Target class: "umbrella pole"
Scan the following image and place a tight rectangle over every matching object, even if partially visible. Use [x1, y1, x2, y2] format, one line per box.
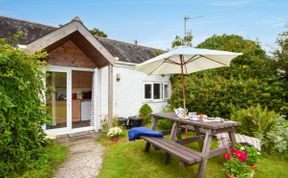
[180, 55, 186, 110]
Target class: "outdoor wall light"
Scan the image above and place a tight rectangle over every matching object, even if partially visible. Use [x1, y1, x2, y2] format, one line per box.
[116, 73, 121, 81]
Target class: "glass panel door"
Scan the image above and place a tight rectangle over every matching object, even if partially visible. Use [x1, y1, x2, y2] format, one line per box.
[46, 71, 67, 129]
[72, 71, 93, 128]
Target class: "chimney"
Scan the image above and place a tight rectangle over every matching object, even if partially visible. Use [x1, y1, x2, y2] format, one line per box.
[134, 40, 138, 45]
[71, 16, 83, 24]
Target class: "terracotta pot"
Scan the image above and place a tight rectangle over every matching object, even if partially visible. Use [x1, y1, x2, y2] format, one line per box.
[247, 164, 256, 178]
[110, 137, 119, 143]
[226, 172, 236, 178]
[247, 164, 257, 170]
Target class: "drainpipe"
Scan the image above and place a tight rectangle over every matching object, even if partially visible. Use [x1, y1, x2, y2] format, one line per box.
[108, 64, 113, 128]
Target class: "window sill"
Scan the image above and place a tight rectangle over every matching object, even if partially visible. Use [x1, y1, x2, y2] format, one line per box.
[143, 99, 168, 103]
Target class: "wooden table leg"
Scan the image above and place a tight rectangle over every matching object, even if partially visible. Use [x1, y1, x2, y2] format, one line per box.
[228, 128, 237, 145]
[145, 116, 159, 152]
[169, 122, 179, 141]
[162, 121, 179, 165]
[151, 115, 159, 130]
[194, 126, 203, 150]
[197, 130, 212, 178]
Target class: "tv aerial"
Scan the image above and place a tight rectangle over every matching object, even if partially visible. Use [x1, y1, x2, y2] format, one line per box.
[184, 16, 204, 36]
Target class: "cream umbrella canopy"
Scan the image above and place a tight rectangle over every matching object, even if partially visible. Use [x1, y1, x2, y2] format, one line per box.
[135, 46, 242, 109]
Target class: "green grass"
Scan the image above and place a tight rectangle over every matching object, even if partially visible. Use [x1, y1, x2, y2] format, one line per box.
[21, 143, 68, 178]
[97, 135, 288, 178]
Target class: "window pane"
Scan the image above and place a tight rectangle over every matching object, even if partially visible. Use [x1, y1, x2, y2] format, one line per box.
[144, 84, 152, 99]
[164, 84, 169, 99]
[153, 84, 161, 99]
[46, 71, 67, 130]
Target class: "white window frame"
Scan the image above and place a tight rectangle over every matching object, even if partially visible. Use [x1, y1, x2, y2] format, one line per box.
[163, 83, 169, 100]
[143, 82, 169, 102]
[143, 82, 153, 100]
[152, 82, 162, 100]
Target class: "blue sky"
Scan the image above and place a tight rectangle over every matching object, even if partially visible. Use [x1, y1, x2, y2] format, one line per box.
[1, 0, 287, 53]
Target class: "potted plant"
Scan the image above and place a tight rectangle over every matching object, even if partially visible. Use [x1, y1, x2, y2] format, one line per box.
[234, 144, 260, 177]
[223, 146, 252, 178]
[107, 127, 123, 143]
[234, 144, 259, 168]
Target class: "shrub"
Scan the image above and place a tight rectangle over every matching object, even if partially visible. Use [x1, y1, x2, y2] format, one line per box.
[100, 118, 109, 135]
[0, 35, 49, 177]
[231, 105, 288, 158]
[262, 116, 288, 158]
[157, 119, 173, 130]
[230, 105, 278, 137]
[139, 104, 153, 125]
[170, 33, 288, 119]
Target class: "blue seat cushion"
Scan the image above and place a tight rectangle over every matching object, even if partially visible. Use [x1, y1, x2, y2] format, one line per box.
[128, 127, 163, 141]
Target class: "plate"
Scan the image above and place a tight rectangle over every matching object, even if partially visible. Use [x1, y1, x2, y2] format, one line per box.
[203, 117, 223, 122]
[178, 115, 190, 119]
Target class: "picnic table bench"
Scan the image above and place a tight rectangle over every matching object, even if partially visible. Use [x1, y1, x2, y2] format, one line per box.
[141, 112, 239, 178]
[141, 136, 203, 166]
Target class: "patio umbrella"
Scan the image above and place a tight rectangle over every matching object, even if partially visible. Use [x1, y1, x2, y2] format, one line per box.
[135, 46, 242, 110]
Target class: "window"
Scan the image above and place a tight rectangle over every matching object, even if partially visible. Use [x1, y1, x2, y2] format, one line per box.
[153, 83, 161, 99]
[163, 83, 169, 99]
[144, 82, 169, 101]
[144, 83, 152, 99]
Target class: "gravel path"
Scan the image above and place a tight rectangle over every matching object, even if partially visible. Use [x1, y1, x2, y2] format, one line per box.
[54, 136, 104, 178]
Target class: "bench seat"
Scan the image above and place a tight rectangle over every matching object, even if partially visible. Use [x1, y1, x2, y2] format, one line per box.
[141, 136, 203, 165]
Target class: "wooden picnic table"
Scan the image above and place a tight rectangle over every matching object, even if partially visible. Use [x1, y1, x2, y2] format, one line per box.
[143, 112, 239, 178]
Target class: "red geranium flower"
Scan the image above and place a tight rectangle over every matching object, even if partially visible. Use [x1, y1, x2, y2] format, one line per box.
[224, 153, 231, 160]
[230, 148, 247, 162]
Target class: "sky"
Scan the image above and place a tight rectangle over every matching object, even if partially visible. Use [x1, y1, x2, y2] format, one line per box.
[1, 0, 287, 53]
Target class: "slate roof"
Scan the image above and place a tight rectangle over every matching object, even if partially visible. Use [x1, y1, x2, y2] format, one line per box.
[0, 16, 162, 64]
[0, 16, 56, 44]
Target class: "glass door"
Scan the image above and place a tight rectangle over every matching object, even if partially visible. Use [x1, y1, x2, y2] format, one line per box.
[46, 71, 68, 130]
[72, 70, 94, 128]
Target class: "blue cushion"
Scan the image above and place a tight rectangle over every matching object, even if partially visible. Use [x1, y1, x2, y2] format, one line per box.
[128, 127, 163, 141]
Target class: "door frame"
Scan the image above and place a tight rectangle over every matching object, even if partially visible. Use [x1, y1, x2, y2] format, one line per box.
[44, 65, 99, 135]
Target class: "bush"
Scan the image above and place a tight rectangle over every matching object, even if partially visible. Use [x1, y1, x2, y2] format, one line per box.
[231, 105, 288, 159]
[262, 116, 288, 158]
[170, 33, 288, 118]
[139, 104, 153, 125]
[157, 119, 173, 130]
[230, 105, 278, 136]
[0, 36, 49, 177]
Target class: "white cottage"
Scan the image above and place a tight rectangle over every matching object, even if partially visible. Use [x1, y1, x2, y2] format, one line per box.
[0, 16, 171, 135]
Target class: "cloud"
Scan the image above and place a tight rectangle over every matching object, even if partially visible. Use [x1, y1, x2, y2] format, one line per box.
[257, 18, 287, 28]
[208, 0, 259, 7]
[141, 39, 171, 50]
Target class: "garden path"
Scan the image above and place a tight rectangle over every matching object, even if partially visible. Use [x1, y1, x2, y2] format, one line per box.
[54, 134, 104, 178]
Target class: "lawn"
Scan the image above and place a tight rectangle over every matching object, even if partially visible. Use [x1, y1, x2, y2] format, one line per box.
[20, 143, 68, 178]
[97, 134, 288, 178]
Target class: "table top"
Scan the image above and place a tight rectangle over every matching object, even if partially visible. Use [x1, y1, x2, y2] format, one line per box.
[152, 112, 239, 130]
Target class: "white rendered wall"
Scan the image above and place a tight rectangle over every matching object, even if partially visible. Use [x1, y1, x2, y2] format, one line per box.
[112, 64, 171, 118]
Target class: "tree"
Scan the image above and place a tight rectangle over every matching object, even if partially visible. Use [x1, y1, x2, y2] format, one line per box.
[197, 34, 267, 65]
[89, 28, 108, 38]
[169, 34, 287, 118]
[273, 30, 288, 117]
[0, 34, 50, 177]
[171, 32, 193, 48]
[274, 30, 288, 80]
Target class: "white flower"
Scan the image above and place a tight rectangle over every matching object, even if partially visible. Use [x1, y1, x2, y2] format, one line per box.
[107, 127, 123, 137]
[45, 133, 56, 140]
[257, 152, 261, 155]
[240, 146, 245, 150]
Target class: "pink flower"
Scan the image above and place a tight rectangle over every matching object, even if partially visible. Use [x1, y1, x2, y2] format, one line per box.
[224, 153, 231, 160]
[239, 151, 247, 162]
[230, 148, 247, 162]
